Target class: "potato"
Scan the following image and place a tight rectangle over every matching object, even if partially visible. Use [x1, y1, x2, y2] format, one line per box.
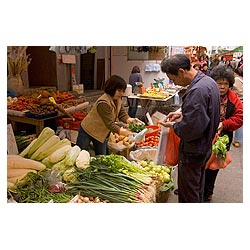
[123, 137, 129, 143]
[123, 141, 130, 147]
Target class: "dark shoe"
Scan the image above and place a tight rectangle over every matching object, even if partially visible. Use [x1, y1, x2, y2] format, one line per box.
[174, 189, 179, 195]
[204, 194, 212, 202]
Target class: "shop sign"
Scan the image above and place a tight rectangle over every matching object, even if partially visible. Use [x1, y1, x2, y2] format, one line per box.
[233, 52, 242, 58]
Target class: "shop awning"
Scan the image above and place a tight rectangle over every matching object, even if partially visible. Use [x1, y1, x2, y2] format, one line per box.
[232, 46, 243, 52]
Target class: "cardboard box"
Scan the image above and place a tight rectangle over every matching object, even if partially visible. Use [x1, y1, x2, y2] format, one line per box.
[151, 111, 167, 125]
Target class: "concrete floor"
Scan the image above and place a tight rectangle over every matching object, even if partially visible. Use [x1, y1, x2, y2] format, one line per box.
[167, 143, 243, 203]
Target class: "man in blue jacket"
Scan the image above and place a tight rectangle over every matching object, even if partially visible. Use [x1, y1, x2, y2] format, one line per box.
[159, 54, 220, 202]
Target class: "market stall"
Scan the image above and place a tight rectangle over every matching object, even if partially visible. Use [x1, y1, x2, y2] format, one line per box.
[127, 83, 181, 119]
[7, 90, 90, 136]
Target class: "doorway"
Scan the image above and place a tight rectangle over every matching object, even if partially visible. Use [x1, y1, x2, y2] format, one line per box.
[97, 59, 105, 89]
[80, 53, 95, 90]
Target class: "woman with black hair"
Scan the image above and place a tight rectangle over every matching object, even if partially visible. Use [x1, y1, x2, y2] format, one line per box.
[204, 65, 243, 202]
[76, 75, 142, 155]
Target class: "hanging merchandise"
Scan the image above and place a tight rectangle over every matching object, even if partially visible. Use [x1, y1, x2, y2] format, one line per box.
[71, 65, 77, 85]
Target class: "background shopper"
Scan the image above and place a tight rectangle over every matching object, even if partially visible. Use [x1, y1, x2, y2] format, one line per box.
[128, 66, 143, 118]
[232, 67, 243, 147]
[159, 54, 220, 203]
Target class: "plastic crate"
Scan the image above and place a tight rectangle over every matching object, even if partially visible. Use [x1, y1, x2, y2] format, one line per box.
[25, 111, 58, 119]
[56, 112, 87, 131]
[56, 118, 81, 131]
[146, 125, 160, 137]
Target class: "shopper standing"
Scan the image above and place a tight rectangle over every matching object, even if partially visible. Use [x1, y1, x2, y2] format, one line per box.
[128, 66, 143, 118]
[210, 54, 220, 69]
[201, 63, 210, 76]
[204, 65, 243, 202]
[76, 75, 142, 156]
[159, 54, 220, 203]
[218, 56, 227, 66]
[232, 67, 243, 147]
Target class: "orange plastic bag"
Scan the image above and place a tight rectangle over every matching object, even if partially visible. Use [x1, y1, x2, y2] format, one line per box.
[205, 133, 232, 170]
[165, 127, 180, 166]
[205, 152, 232, 170]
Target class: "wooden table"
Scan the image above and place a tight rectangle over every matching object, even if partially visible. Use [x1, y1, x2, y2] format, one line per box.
[7, 114, 60, 135]
[127, 94, 176, 118]
[7, 101, 90, 136]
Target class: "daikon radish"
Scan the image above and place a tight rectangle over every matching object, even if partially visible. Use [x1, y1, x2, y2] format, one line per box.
[7, 155, 46, 171]
[8, 168, 37, 178]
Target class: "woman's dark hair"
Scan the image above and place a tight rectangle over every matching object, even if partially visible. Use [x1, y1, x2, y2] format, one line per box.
[199, 55, 204, 61]
[234, 67, 243, 77]
[220, 56, 225, 61]
[193, 63, 201, 69]
[131, 66, 140, 74]
[161, 54, 191, 75]
[210, 65, 235, 87]
[104, 75, 127, 96]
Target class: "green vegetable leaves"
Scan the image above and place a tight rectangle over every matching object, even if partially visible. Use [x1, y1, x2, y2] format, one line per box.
[128, 123, 146, 133]
[212, 135, 229, 161]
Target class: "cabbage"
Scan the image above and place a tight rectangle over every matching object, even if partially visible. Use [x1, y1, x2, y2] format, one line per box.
[75, 150, 90, 169]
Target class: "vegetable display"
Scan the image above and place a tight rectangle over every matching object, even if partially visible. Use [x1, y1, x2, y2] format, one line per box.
[7, 155, 46, 187]
[7, 127, 172, 203]
[66, 167, 157, 203]
[8, 172, 73, 203]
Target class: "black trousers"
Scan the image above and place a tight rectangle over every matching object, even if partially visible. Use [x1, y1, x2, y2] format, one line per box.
[128, 99, 138, 118]
[204, 168, 219, 198]
[178, 151, 210, 203]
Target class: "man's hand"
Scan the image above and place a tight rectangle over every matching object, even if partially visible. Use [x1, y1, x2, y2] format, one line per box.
[166, 111, 182, 122]
[158, 120, 175, 128]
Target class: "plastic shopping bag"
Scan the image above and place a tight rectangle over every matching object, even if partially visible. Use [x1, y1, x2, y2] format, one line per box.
[205, 133, 232, 170]
[205, 151, 232, 170]
[165, 127, 180, 166]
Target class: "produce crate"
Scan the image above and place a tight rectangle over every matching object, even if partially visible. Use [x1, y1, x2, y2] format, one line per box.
[146, 125, 160, 137]
[156, 190, 170, 203]
[56, 112, 87, 131]
[56, 118, 82, 131]
[25, 111, 58, 119]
